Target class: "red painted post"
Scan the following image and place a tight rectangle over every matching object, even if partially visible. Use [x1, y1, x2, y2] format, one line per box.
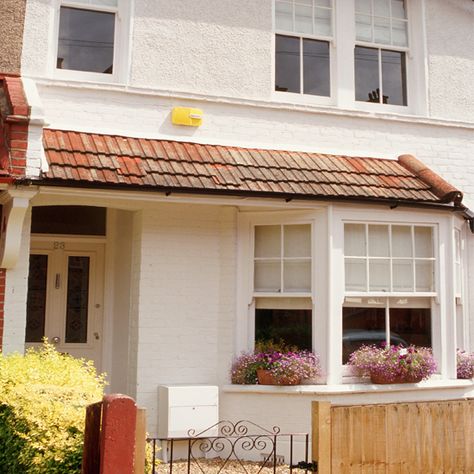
[99, 394, 137, 474]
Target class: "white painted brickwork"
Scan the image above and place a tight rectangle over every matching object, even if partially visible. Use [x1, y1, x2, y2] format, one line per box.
[131, 203, 236, 434]
[2, 209, 31, 354]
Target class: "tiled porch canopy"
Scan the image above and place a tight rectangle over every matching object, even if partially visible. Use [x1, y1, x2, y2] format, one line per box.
[41, 129, 463, 207]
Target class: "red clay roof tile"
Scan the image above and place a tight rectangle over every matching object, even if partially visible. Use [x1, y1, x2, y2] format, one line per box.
[41, 129, 463, 206]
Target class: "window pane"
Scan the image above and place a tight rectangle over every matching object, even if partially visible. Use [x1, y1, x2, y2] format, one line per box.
[57, 7, 115, 74]
[391, 0, 407, 19]
[345, 258, 367, 291]
[355, 46, 380, 102]
[68, 0, 118, 5]
[368, 225, 389, 257]
[283, 260, 311, 292]
[355, 0, 372, 14]
[284, 224, 311, 257]
[65, 256, 90, 343]
[392, 225, 412, 257]
[315, 0, 331, 6]
[369, 259, 390, 291]
[392, 19, 408, 47]
[414, 227, 433, 258]
[393, 259, 414, 291]
[26, 255, 48, 343]
[390, 308, 431, 347]
[275, 35, 301, 93]
[415, 260, 434, 292]
[256, 309, 312, 350]
[303, 39, 330, 96]
[382, 50, 407, 105]
[275, 1, 293, 31]
[374, 0, 390, 17]
[345, 224, 366, 256]
[255, 261, 281, 292]
[255, 225, 281, 258]
[343, 307, 386, 363]
[314, 7, 332, 36]
[374, 16, 391, 44]
[355, 14, 372, 42]
[295, 4, 313, 34]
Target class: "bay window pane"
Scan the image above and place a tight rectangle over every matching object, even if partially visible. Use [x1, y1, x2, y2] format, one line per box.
[369, 259, 390, 291]
[275, 1, 293, 31]
[284, 224, 311, 257]
[57, 7, 115, 74]
[345, 258, 367, 291]
[255, 225, 280, 258]
[345, 224, 366, 256]
[295, 4, 313, 34]
[283, 261, 311, 292]
[392, 19, 408, 47]
[374, 16, 391, 44]
[275, 35, 301, 93]
[382, 50, 407, 105]
[355, 0, 372, 14]
[256, 308, 312, 350]
[314, 7, 332, 36]
[415, 260, 434, 292]
[316, 0, 331, 6]
[355, 14, 373, 42]
[343, 307, 386, 363]
[368, 225, 389, 257]
[393, 259, 414, 291]
[392, 225, 412, 257]
[391, 0, 407, 19]
[303, 39, 330, 97]
[255, 261, 281, 292]
[390, 308, 431, 347]
[414, 227, 433, 258]
[355, 46, 380, 102]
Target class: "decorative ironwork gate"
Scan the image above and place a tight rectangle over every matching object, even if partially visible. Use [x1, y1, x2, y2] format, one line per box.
[147, 420, 312, 473]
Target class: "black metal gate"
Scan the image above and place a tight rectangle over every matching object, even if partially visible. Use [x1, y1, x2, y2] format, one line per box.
[147, 420, 313, 473]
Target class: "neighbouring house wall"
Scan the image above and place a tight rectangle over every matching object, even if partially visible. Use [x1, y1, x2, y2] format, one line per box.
[0, 0, 27, 75]
[107, 209, 134, 394]
[2, 208, 31, 354]
[131, 203, 237, 434]
[425, 0, 474, 122]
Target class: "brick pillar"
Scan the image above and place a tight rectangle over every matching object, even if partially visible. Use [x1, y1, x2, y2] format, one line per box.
[0, 269, 6, 351]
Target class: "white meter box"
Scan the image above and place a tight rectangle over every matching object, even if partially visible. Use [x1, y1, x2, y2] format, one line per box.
[158, 385, 219, 438]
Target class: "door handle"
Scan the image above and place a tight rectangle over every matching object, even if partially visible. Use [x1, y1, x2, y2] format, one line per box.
[55, 273, 60, 289]
[51, 336, 60, 344]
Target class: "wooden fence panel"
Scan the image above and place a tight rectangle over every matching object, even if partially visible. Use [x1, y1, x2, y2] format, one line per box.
[312, 399, 474, 474]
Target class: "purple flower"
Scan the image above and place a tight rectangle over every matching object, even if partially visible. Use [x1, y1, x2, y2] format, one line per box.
[457, 349, 474, 379]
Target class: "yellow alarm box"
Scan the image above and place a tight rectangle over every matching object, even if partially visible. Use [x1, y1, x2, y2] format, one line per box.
[171, 107, 203, 127]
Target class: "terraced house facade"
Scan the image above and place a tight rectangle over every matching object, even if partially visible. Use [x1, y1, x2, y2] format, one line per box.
[0, 0, 473, 441]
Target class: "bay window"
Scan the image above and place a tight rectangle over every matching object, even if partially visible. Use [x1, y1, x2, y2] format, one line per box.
[253, 223, 313, 349]
[343, 223, 436, 364]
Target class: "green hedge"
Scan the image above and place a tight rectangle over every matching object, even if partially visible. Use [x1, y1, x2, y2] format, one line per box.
[0, 342, 106, 474]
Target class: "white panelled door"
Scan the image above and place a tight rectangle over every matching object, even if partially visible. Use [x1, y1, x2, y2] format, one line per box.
[25, 240, 104, 370]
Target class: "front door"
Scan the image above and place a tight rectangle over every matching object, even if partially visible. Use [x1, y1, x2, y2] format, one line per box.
[25, 240, 104, 370]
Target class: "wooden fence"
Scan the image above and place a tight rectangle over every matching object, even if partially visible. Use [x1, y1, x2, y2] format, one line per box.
[312, 399, 474, 474]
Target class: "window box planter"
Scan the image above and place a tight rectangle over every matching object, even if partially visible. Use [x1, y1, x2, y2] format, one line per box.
[370, 373, 423, 385]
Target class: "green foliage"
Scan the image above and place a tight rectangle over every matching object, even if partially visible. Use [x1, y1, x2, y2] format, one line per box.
[0, 341, 106, 474]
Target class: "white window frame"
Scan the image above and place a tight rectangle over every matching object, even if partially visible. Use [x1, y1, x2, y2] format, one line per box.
[272, 0, 336, 106]
[273, 0, 428, 116]
[50, 0, 130, 83]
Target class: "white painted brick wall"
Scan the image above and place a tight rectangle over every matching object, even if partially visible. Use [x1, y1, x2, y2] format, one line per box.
[2, 209, 31, 354]
[132, 203, 237, 434]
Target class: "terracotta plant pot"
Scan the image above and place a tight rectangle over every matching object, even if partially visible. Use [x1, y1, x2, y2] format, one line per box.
[370, 373, 423, 384]
[256, 369, 277, 385]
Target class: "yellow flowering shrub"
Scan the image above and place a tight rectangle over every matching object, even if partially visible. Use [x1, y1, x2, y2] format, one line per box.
[0, 342, 106, 474]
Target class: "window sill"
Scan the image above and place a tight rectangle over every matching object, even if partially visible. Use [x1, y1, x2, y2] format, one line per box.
[222, 379, 474, 395]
